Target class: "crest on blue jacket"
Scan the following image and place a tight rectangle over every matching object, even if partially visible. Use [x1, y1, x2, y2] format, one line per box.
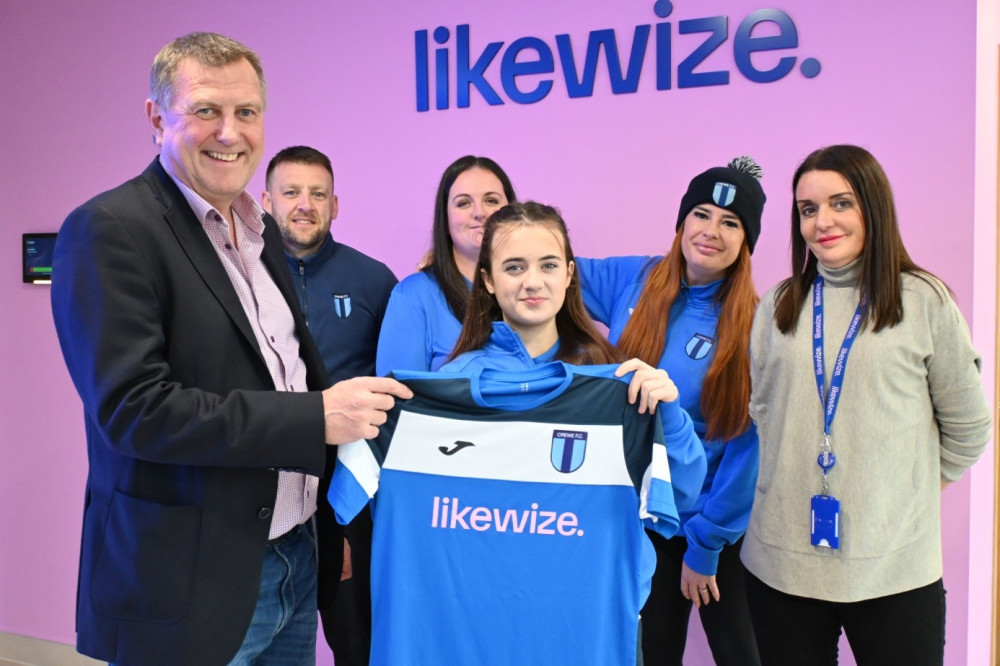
[713, 182, 737, 207]
[685, 333, 714, 360]
[551, 430, 587, 473]
[333, 293, 352, 318]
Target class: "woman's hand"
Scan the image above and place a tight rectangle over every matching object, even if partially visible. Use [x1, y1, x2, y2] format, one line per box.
[680, 561, 719, 609]
[615, 358, 679, 414]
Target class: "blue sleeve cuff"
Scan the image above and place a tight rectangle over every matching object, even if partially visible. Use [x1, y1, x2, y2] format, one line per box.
[682, 536, 721, 576]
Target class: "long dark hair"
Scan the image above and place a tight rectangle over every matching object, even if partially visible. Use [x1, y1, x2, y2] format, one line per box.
[774, 144, 938, 334]
[450, 202, 621, 365]
[424, 156, 516, 323]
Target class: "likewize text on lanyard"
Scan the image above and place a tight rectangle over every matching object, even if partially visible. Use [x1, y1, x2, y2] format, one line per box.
[810, 275, 867, 550]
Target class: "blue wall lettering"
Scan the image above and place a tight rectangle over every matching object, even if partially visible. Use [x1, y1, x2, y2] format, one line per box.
[734, 9, 799, 83]
[677, 17, 729, 88]
[414, 2, 821, 111]
[556, 27, 650, 98]
[501, 37, 555, 104]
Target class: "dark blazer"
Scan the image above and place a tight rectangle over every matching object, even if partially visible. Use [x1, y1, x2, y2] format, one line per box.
[51, 158, 338, 666]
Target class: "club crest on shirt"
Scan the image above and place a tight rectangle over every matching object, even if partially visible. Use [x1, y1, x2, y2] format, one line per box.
[551, 430, 587, 473]
[685, 333, 714, 360]
[332, 293, 352, 318]
[713, 181, 737, 207]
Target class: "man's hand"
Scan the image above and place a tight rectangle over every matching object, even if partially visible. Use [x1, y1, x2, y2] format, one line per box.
[323, 376, 413, 444]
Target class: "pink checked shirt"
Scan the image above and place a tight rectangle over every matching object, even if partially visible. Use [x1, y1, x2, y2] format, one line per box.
[163, 159, 318, 539]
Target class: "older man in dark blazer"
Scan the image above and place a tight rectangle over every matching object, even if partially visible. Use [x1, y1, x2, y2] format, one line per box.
[50, 32, 410, 666]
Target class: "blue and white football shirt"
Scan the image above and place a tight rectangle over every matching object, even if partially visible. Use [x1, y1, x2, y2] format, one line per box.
[329, 362, 678, 665]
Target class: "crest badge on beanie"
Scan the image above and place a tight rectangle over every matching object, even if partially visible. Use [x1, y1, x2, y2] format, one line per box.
[712, 182, 737, 207]
[677, 156, 766, 254]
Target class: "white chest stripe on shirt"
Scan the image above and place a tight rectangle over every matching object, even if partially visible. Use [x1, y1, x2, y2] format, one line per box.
[382, 410, 634, 486]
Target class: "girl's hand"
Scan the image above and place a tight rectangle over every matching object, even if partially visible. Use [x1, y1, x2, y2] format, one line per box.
[615, 358, 679, 414]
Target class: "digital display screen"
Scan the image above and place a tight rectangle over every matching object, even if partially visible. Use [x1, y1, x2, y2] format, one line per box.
[23, 233, 57, 284]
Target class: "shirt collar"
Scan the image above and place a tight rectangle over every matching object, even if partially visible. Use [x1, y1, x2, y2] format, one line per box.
[159, 155, 265, 231]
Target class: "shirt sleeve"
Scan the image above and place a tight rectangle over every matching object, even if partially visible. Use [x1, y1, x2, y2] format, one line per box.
[657, 400, 708, 517]
[924, 283, 992, 481]
[681, 425, 759, 576]
[377, 285, 432, 375]
[329, 438, 382, 525]
[748, 290, 777, 428]
[640, 409, 681, 540]
[373, 265, 400, 331]
[576, 256, 653, 326]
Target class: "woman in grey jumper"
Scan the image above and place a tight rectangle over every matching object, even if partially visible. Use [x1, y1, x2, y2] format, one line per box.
[741, 144, 991, 665]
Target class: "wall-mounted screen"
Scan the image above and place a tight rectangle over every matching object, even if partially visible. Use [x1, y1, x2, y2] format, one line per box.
[23, 233, 57, 284]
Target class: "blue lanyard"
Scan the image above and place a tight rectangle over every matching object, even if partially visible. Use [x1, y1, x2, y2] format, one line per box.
[812, 276, 866, 493]
[812, 276, 867, 436]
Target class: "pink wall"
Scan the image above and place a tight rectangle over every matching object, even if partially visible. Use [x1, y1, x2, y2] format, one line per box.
[0, 1, 993, 664]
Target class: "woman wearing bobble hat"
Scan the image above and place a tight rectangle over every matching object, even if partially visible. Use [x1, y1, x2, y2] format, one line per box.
[577, 157, 765, 664]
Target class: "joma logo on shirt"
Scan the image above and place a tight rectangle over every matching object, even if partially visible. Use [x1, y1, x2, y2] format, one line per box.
[430, 496, 583, 536]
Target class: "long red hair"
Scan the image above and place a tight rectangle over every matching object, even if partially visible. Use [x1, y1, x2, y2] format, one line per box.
[616, 232, 758, 441]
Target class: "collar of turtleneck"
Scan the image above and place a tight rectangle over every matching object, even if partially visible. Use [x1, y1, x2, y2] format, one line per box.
[815, 256, 862, 287]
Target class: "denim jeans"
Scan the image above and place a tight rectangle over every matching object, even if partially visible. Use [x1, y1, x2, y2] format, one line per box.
[227, 522, 319, 665]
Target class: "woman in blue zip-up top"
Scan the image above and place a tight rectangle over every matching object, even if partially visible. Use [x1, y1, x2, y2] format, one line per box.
[578, 157, 766, 665]
[376, 155, 515, 375]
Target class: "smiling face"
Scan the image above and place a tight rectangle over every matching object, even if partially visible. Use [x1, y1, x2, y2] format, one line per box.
[680, 203, 746, 285]
[262, 161, 338, 258]
[147, 57, 264, 213]
[796, 169, 866, 269]
[482, 222, 574, 354]
[447, 167, 508, 274]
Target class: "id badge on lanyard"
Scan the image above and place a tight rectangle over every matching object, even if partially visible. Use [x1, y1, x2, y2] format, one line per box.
[810, 276, 865, 550]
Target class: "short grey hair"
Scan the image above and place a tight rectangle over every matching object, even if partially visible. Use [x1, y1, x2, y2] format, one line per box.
[149, 32, 266, 110]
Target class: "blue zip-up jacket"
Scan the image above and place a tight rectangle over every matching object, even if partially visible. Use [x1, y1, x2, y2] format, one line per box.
[376, 269, 470, 375]
[578, 256, 757, 576]
[285, 236, 397, 383]
[438, 322, 561, 373]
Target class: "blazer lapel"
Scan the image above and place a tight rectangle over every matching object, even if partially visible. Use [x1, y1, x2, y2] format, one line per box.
[259, 214, 300, 318]
[141, 159, 265, 361]
[259, 212, 329, 390]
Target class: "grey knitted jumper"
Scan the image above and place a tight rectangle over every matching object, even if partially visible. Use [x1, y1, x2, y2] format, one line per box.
[742, 258, 991, 602]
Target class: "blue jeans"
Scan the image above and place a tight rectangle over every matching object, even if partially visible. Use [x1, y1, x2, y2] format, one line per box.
[227, 522, 319, 666]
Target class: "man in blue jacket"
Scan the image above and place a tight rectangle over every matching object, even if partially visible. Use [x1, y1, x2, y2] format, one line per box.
[263, 145, 397, 665]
